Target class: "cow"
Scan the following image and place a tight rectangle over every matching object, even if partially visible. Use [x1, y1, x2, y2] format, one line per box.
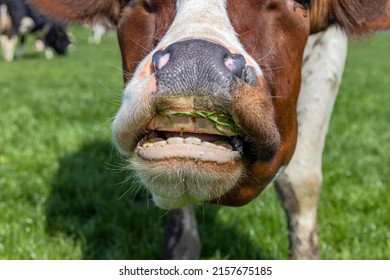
[0, 0, 71, 61]
[29, 0, 390, 259]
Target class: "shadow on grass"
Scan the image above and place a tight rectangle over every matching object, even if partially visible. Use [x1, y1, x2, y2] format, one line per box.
[46, 140, 272, 259]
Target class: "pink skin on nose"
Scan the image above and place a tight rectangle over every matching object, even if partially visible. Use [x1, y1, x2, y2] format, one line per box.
[155, 53, 170, 70]
[224, 57, 236, 72]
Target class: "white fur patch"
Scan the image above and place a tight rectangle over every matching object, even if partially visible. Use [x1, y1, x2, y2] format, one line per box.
[157, 0, 263, 76]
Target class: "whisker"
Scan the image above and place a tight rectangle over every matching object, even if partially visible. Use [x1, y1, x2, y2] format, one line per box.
[237, 28, 255, 37]
[260, 65, 288, 71]
[128, 37, 152, 53]
[258, 44, 276, 61]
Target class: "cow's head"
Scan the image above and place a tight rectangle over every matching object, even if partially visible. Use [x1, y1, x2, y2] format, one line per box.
[30, 0, 390, 209]
[44, 22, 72, 55]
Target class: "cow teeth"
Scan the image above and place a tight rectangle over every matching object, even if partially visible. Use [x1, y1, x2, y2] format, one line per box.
[219, 144, 233, 150]
[140, 136, 236, 152]
[167, 137, 184, 144]
[217, 145, 231, 150]
[143, 142, 155, 148]
[212, 141, 233, 150]
[201, 141, 218, 148]
[154, 140, 167, 147]
[184, 137, 202, 145]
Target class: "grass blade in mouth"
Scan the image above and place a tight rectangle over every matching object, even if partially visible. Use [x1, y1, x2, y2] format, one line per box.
[156, 110, 244, 137]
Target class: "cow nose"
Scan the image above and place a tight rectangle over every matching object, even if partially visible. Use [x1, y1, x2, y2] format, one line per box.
[152, 39, 248, 98]
[152, 40, 245, 78]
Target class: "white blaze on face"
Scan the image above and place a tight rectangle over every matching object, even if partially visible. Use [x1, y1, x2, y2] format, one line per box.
[157, 0, 263, 76]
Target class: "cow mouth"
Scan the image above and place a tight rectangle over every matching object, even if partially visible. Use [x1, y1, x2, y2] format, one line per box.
[135, 108, 244, 164]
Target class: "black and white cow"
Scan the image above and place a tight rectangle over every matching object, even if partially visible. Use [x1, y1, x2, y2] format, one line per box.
[0, 0, 71, 61]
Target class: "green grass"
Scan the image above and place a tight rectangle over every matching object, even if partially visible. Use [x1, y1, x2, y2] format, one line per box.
[0, 27, 389, 260]
[319, 33, 390, 259]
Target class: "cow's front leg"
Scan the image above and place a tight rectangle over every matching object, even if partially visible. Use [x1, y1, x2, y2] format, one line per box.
[275, 27, 348, 259]
[0, 35, 17, 61]
[163, 206, 201, 260]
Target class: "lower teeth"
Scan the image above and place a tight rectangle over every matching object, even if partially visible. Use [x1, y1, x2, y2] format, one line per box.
[142, 136, 234, 151]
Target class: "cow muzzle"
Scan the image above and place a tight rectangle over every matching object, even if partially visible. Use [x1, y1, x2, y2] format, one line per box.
[152, 39, 258, 97]
[113, 39, 281, 209]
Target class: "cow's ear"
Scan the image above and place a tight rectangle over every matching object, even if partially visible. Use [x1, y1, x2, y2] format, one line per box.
[28, 0, 120, 25]
[310, 0, 390, 35]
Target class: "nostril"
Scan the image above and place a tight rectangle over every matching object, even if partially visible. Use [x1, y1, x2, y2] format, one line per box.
[224, 54, 246, 78]
[241, 66, 259, 86]
[152, 50, 170, 71]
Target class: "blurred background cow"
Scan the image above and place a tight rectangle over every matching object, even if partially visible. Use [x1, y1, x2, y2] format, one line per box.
[88, 20, 115, 45]
[0, 0, 71, 61]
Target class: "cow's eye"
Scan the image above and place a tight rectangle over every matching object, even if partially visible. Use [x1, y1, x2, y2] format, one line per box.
[295, 0, 311, 9]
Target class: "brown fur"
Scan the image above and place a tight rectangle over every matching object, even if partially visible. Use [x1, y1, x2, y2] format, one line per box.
[116, 0, 176, 80]
[28, 0, 121, 24]
[28, 0, 390, 37]
[310, 0, 390, 35]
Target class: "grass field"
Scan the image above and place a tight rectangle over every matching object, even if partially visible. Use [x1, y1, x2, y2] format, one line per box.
[0, 27, 389, 260]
